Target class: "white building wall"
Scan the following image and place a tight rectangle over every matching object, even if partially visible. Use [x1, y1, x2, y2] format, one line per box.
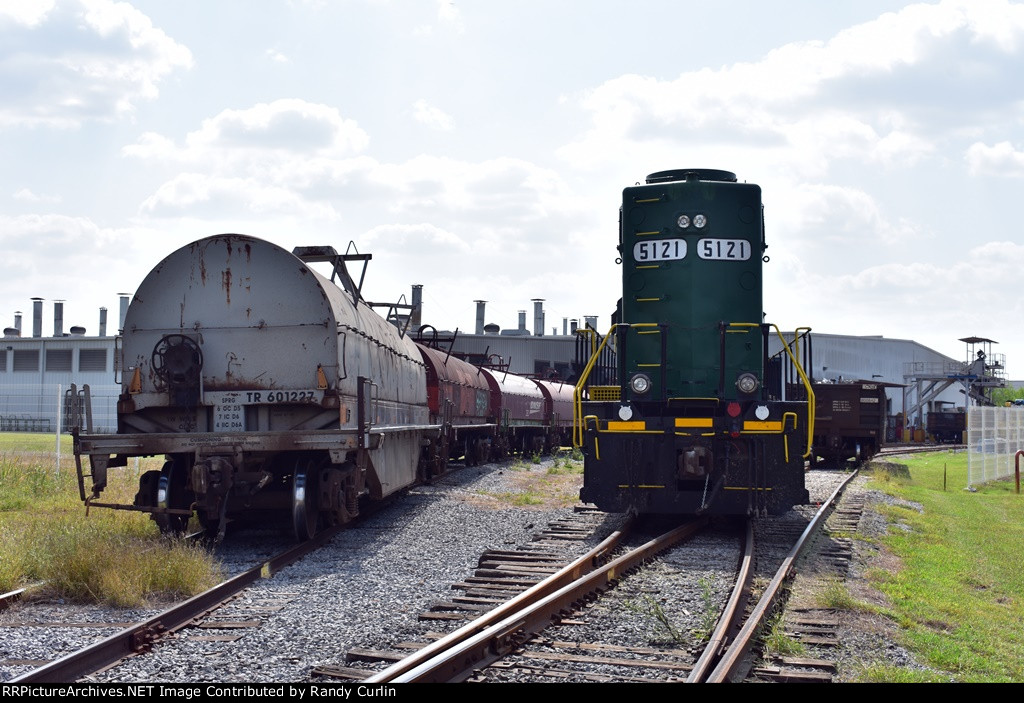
[0, 335, 119, 433]
[771, 332, 966, 426]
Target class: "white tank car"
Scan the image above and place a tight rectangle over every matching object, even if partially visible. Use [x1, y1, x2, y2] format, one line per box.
[74, 234, 436, 540]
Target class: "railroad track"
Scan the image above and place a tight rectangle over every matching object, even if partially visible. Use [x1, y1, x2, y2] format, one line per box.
[4, 525, 344, 683]
[3, 469, 856, 684]
[751, 489, 869, 682]
[313, 471, 858, 683]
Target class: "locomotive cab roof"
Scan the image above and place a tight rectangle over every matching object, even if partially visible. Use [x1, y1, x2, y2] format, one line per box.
[645, 169, 738, 184]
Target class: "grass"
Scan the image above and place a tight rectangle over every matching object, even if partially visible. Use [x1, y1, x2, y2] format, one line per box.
[815, 577, 870, 611]
[477, 448, 584, 509]
[857, 449, 1024, 682]
[0, 432, 223, 606]
[623, 594, 688, 645]
[761, 611, 806, 657]
[691, 577, 721, 641]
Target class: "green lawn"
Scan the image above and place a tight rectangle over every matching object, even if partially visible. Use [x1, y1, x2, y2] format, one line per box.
[861, 450, 1024, 682]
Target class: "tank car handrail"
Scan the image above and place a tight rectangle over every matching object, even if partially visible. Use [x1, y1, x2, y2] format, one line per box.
[573, 325, 625, 447]
[770, 324, 815, 458]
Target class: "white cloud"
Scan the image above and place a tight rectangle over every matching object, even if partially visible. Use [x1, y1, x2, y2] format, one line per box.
[12, 188, 60, 203]
[0, 0, 58, 26]
[0, 0, 193, 127]
[435, 0, 465, 33]
[185, 99, 369, 155]
[560, 0, 1024, 176]
[138, 173, 340, 222]
[412, 99, 454, 131]
[266, 48, 290, 64]
[965, 140, 1024, 176]
[767, 239, 1024, 358]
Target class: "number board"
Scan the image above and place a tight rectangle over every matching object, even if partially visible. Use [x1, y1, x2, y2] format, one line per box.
[633, 239, 686, 262]
[697, 238, 751, 261]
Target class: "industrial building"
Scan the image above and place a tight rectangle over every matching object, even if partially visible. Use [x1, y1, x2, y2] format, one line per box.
[0, 297, 127, 433]
[0, 293, 1009, 438]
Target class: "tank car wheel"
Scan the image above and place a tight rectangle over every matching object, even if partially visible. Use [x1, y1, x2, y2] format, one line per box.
[155, 459, 193, 535]
[292, 458, 321, 541]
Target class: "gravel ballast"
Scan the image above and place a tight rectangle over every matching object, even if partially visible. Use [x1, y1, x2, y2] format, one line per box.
[1, 462, 918, 683]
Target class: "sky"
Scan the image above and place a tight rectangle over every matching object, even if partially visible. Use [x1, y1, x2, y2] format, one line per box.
[2, 0, 1023, 376]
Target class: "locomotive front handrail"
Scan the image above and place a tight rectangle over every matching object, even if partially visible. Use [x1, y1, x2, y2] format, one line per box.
[573, 326, 625, 447]
[771, 324, 815, 458]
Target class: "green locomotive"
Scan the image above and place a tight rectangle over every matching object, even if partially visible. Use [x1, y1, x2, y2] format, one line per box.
[574, 169, 813, 516]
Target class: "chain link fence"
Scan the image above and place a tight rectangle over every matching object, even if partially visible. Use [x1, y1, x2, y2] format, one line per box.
[0, 383, 120, 435]
[967, 406, 1024, 487]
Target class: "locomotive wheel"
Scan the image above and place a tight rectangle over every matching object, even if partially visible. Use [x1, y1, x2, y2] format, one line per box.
[292, 458, 321, 541]
[155, 459, 192, 535]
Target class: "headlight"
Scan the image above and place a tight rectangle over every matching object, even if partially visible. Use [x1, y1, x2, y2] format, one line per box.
[736, 372, 759, 394]
[693, 213, 708, 228]
[676, 214, 691, 229]
[630, 373, 652, 395]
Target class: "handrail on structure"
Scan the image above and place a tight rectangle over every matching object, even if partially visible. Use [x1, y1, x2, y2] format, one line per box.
[576, 326, 602, 357]
[573, 325, 623, 447]
[788, 326, 812, 362]
[772, 324, 815, 458]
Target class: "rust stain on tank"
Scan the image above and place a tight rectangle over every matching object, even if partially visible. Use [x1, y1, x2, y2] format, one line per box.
[222, 268, 232, 305]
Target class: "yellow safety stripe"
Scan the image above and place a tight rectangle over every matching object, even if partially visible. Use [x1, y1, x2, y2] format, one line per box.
[675, 418, 713, 428]
[606, 421, 646, 431]
[743, 420, 783, 431]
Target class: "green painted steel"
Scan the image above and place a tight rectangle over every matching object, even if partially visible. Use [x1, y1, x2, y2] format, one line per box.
[619, 170, 764, 400]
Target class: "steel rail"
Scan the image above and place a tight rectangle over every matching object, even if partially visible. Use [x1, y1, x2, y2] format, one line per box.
[685, 520, 754, 682]
[701, 469, 860, 683]
[366, 516, 709, 683]
[362, 516, 633, 683]
[0, 587, 27, 613]
[8, 524, 345, 684]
